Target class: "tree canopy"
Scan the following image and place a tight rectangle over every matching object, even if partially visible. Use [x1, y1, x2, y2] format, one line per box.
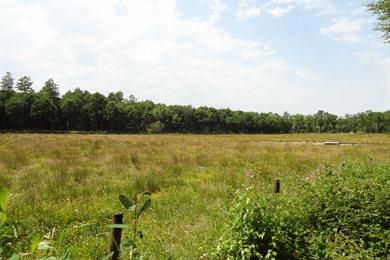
[368, 0, 390, 43]
[0, 72, 389, 133]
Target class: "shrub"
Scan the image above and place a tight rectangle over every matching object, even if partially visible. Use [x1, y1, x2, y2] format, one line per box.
[305, 161, 390, 258]
[146, 121, 165, 134]
[215, 161, 390, 259]
[215, 187, 309, 259]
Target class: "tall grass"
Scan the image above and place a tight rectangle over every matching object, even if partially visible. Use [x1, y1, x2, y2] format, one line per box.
[0, 133, 389, 258]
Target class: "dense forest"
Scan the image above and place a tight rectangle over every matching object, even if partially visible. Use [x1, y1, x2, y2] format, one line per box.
[0, 72, 389, 133]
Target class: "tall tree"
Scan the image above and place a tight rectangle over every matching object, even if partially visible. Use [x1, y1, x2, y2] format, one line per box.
[41, 79, 60, 104]
[0, 101, 4, 129]
[4, 93, 32, 129]
[31, 94, 59, 130]
[61, 88, 87, 130]
[83, 92, 108, 131]
[105, 101, 129, 131]
[0, 72, 15, 128]
[16, 76, 34, 93]
[0, 72, 14, 92]
[368, 0, 390, 43]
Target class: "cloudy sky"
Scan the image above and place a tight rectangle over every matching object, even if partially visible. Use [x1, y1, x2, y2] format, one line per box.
[1, 0, 389, 115]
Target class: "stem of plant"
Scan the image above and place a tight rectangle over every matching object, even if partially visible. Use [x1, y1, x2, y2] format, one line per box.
[133, 216, 138, 241]
[132, 194, 138, 242]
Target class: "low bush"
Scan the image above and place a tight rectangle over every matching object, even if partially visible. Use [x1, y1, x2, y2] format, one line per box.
[215, 160, 390, 259]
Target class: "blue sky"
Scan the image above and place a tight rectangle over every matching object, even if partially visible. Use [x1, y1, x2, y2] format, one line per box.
[0, 0, 389, 115]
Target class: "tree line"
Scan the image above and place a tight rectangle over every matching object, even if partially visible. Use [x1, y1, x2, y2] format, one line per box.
[0, 72, 389, 133]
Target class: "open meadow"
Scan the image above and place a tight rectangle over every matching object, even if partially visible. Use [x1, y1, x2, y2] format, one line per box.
[1, 133, 389, 259]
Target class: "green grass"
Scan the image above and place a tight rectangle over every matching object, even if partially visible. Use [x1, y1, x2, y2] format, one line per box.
[0, 133, 389, 259]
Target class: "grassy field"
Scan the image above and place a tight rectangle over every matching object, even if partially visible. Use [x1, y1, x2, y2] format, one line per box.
[0, 133, 389, 259]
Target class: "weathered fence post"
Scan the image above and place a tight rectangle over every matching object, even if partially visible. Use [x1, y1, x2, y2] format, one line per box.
[274, 179, 281, 194]
[109, 213, 123, 260]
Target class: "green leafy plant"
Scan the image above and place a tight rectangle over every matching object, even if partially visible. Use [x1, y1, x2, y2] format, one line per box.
[305, 160, 390, 258]
[0, 184, 18, 257]
[109, 191, 152, 259]
[215, 187, 308, 259]
[0, 184, 9, 222]
[216, 161, 390, 259]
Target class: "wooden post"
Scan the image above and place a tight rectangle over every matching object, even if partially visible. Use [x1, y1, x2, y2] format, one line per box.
[274, 179, 281, 194]
[109, 213, 123, 260]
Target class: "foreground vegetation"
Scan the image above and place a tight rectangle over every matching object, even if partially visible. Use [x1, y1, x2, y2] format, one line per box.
[0, 133, 389, 259]
[1, 72, 390, 133]
[216, 162, 389, 259]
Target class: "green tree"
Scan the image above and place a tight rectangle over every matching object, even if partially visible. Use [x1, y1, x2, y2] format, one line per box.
[194, 106, 211, 133]
[16, 76, 34, 93]
[105, 100, 129, 131]
[0, 72, 14, 93]
[4, 93, 32, 129]
[131, 100, 155, 132]
[336, 114, 358, 133]
[292, 114, 306, 133]
[368, 0, 390, 43]
[0, 100, 4, 129]
[107, 91, 124, 103]
[0, 72, 16, 128]
[31, 93, 59, 130]
[41, 79, 60, 106]
[313, 110, 326, 133]
[83, 92, 108, 131]
[29, 79, 62, 130]
[61, 88, 87, 130]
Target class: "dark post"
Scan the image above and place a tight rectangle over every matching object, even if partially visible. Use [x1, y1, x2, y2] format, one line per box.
[109, 213, 123, 260]
[274, 179, 281, 194]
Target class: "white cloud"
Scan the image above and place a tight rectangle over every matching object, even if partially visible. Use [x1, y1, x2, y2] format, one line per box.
[264, 0, 335, 17]
[321, 18, 364, 44]
[266, 5, 294, 17]
[1, 0, 318, 113]
[236, 0, 262, 21]
[270, 0, 334, 11]
[206, 0, 227, 23]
